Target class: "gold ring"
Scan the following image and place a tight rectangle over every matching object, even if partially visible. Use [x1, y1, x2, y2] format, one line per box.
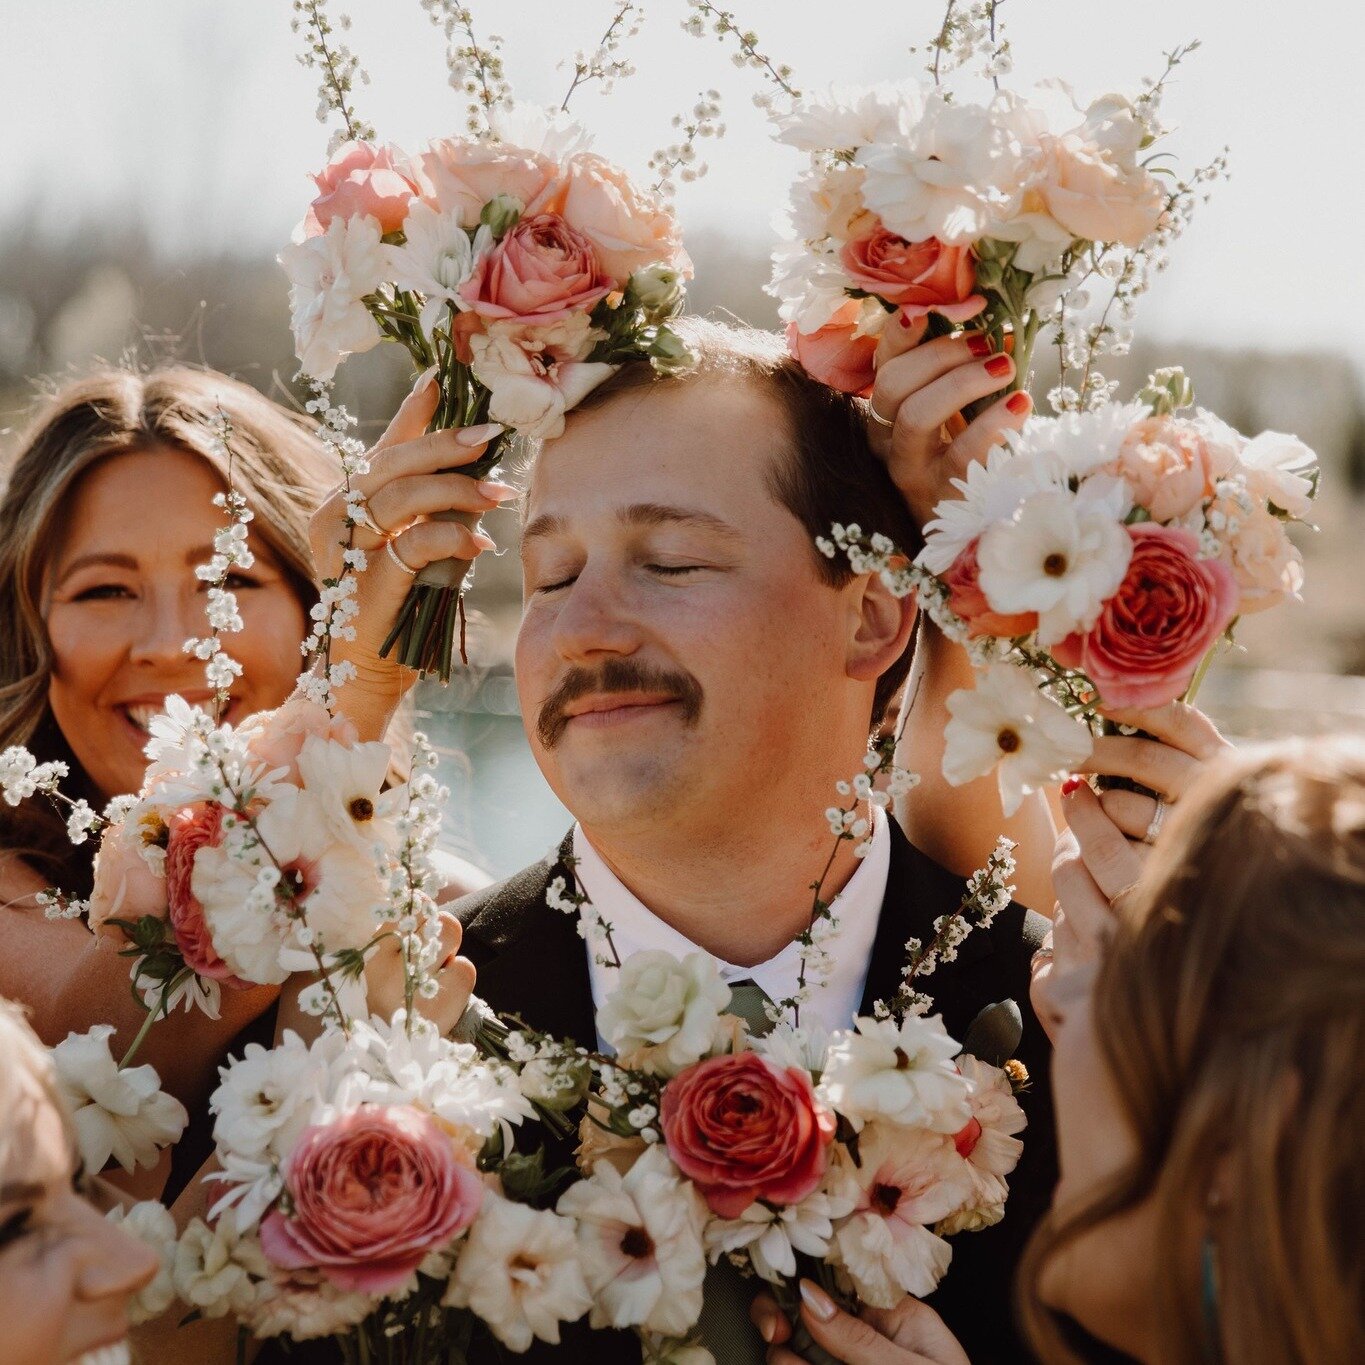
[867, 401, 895, 429]
[1108, 880, 1141, 910]
[1142, 797, 1167, 845]
[353, 497, 389, 537]
[386, 539, 418, 576]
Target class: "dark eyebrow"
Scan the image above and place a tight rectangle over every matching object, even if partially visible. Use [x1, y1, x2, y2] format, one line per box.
[521, 504, 743, 545]
[57, 544, 218, 585]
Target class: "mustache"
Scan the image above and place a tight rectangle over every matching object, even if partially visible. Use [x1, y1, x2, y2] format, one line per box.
[536, 658, 704, 749]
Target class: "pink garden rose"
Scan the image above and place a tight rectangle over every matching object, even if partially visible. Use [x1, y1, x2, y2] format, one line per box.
[840, 227, 984, 323]
[941, 538, 1040, 639]
[88, 816, 167, 938]
[551, 153, 692, 285]
[166, 803, 247, 985]
[1036, 131, 1165, 247]
[259, 1105, 484, 1295]
[1107, 415, 1217, 522]
[1206, 499, 1305, 614]
[1053, 525, 1238, 710]
[660, 1052, 835, 1218]
[460, 213, 613, 323]
[413, 137, 559, 228]
[240, 696, 359, 786]
[308, 141, 418, 236]
[786, 299, 879, 397]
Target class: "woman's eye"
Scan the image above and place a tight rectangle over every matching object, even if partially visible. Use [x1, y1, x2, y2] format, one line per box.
[70, 583, 133, 602]
[221, 571, 260, 590]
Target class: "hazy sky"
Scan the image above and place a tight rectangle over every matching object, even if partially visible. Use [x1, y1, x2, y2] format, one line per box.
[3, 0, 1355, 350]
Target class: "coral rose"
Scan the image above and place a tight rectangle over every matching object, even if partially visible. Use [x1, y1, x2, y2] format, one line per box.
[259, 1104, 484, 1295]
[786, 298, 879, 397]
[460, 213, 613, 323]
[660, 1052, 835, 1218]
[1109, 415, 1216, 522]
[941, 539, 1039, 639]
[552, 153, 692, 284]
[1036, 131, 1165, 246]
[840, 227, 984, 323]
[1053, 525, 1238, 710]
[413, 137, 559, 228]
[307, 140, 418, 236]
[165, 803, 247, 985]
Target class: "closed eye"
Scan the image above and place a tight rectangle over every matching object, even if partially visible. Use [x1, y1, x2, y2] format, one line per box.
[70, 583, 134, 602]
[534, 574, 579, 594]
[646, 564, 705, 577]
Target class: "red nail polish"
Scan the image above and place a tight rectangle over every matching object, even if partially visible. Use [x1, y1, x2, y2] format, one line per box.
[899, 311, 915, 329]
[1006, 392, 1031, 415]
[985, 354, 1012, 377]
[966, 334, 992, 357]
[1061, 775, 1087, 796]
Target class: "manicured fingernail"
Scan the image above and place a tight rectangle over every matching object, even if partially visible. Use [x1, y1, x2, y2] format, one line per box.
[966, 333, 993, 357]
[477, 480, 518, 503]
[414, 365, 439, 396]
[899, 310, 917, 329]
[1006, 391, 1032, 415]
[799, 1279, 837, 1322]
[985, 354, 1012, 377]
[456, 422, 504, 447]
[472, 532, 497, 552]
[756, 1310, 776, 1344]
[1061, 775, 1088, 796]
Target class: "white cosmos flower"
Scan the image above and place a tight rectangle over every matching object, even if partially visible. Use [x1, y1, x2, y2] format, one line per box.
[705, 1181, 857, 1284]
[278, 734, 399, 860]
[210, 1030, 324, 1166]
[489, 101, 594, 158]
[943, 667, 1094, 817]
[754, 1020, 832, 1074]
[387, 201, 493, 334]
[818, 1015, 971, 1134]
[976, 485, 1133, 644]
[444, 1193, 593, 1352]
[936, 1056, 1026, 1236]
[829, 1125, 973, 1306]
[1237, 430, 1318, 519]
[52, 1026, 188, 1175]
[857, 93, 1024, 246]
[105, 1201, 178, 1323]
[597, 950, 733, 1077]
[278, 214, 386, 381]
[771, 82, 920, 152]
[557, 1145, 708, 1336]
[172, 1208, 269, 1318]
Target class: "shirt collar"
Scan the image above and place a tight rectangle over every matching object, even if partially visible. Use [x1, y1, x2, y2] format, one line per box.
[572, 804, 891, 1039]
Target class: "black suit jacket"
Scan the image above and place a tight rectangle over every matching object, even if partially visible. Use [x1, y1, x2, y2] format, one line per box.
[454, 823, 1056, 1365]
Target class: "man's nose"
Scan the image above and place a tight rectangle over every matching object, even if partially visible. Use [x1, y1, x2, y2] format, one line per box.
[549, 565, 645, 664]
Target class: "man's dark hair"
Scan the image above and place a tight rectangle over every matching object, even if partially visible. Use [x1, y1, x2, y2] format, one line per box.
[564, 317, 923, 726]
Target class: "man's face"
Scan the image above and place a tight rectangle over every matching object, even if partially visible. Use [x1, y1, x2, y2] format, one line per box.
[516, 377, 869, 836]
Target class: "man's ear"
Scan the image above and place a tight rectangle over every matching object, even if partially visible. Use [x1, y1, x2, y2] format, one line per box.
[845, 572, 917, 685]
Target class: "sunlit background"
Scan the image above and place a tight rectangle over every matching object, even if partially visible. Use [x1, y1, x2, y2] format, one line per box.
[2, 0, 1361, 874]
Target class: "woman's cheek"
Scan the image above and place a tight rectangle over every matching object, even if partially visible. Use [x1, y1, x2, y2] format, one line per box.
[237, 585, 310, 706]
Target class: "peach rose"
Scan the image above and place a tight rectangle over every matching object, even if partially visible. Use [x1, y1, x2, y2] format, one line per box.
[840, 227, 985, 323]
[413, 137, 560, 228]
[460, 213, 613, 323]
[552, 153, 692, 284]
[1208, 500, 1304, 614]
[88, 816, 167, 938]
[942, 539, 1039, 638]
[1036, 132, 1165, 246]
[660, 1052, 835, 1218]
[1052, 525, 1239, 710]
[165, 803, 246, 986]
[240, 697, 359, 786]
[308, 141, 418, 236]
[1109, 415, 1217, 522]
[259, 1104, 484, 1295]
[786, 298, 879, 397]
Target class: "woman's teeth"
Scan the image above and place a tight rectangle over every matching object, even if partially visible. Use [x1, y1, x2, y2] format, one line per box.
[74, 1343, 130, 1365]
[123, 703, 162, 734]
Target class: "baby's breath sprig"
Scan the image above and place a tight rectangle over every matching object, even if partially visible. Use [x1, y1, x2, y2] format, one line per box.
[183, 409, 253, 724]
[880, 835, 1017, 1019]
[647, 89, 724, 197]
[917, 1, 1013, 87]
[291, 0, 375, 151]
[560, 2, 644, 112]
[419, 1, 512, 137]
[680, 1, 800, 110]
[299, 380, 370, 712]
[547, 854, 623, 970]
[0, 748, 110, 863]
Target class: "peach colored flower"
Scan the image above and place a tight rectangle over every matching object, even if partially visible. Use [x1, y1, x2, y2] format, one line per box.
[308, 141, 418, 236]
[552, 153, 691, 284]
[1207, 500, 1304, 614]
[941, 539, 1039, 639]
[1109, 416, 1217, 522]
[88, 816, 167, 938]
[240, 697, 360, 786]
[787, 298, 879, 397]
[1035, 131, 1165, 246]
[840, 227, 984, 324]
[460, 213, 612, 323]
[414, 137, 559, 228]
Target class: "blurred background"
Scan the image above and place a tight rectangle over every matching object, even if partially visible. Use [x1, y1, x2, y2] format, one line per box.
[2, 0, 1361, 875]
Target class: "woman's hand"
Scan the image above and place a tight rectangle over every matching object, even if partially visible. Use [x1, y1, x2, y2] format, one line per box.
[867, 319, 1029, 529]
[751, 1281, 971, 1365]
[1033, 702, 1230, 1037]
[365, 912, 477, 1036]
[309, 373, 517, 741]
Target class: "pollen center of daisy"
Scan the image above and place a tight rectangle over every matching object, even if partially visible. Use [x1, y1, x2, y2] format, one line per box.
[871, 1182, 903, 1216]
[996, 728, 1022, 754]
[1042, 552, 1068, 576]
[348, 797, 375, 821]
[620, 1226, 655, 1260]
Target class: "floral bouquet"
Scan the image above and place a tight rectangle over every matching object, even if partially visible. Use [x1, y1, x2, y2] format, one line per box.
[280, 105, 693, 679]
[828, 370, 1319, 813]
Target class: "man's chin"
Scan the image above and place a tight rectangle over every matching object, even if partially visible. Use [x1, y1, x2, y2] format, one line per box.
[544, 749, 693, 829]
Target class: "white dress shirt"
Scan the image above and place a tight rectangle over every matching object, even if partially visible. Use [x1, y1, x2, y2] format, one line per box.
[574, 804, 892, 1047]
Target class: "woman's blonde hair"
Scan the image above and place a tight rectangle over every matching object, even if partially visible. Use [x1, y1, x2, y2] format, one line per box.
[0, 366, 335, 887]
[1021, 736, 1365, 1363]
